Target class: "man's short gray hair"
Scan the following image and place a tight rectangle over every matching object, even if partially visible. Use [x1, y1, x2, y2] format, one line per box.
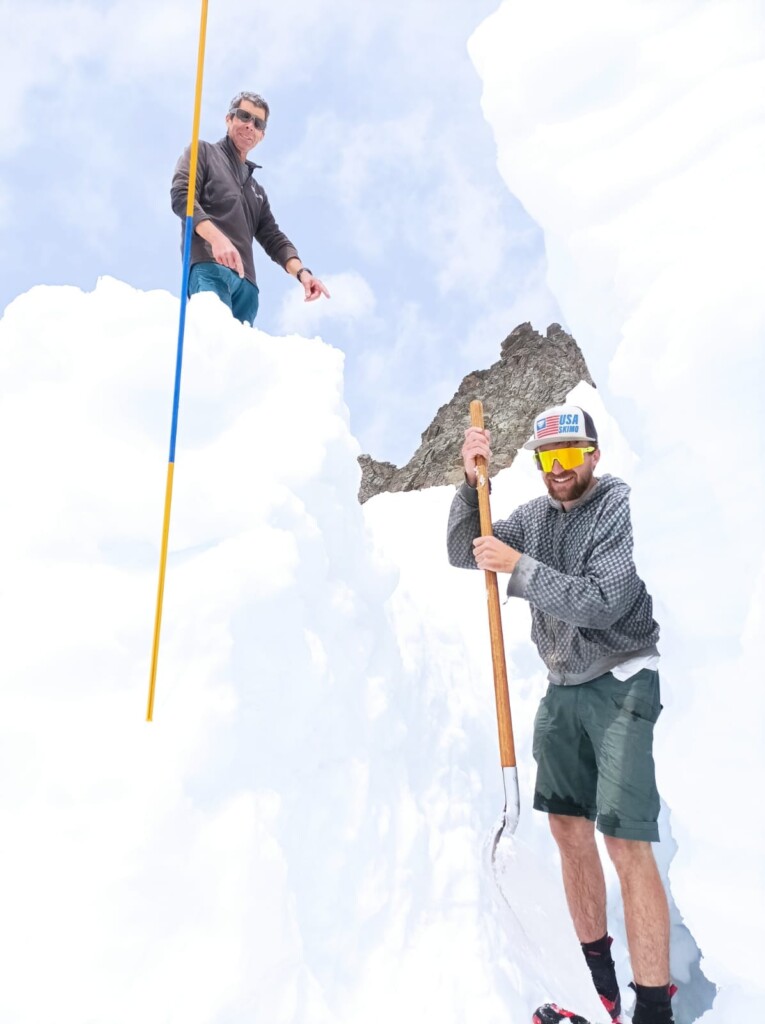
[228, 91, 270, 121]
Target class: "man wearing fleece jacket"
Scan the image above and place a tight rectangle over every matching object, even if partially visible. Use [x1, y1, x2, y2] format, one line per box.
[171, 91, 329, 325]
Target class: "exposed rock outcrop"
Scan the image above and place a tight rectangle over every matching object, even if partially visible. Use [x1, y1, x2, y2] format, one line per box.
[358, 322, 595, 503]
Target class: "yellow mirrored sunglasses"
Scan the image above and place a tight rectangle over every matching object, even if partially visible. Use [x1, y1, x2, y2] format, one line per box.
[534, 446, 596, 473]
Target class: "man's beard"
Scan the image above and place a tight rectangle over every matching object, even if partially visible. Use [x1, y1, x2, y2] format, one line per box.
[544, 466, 595, 503]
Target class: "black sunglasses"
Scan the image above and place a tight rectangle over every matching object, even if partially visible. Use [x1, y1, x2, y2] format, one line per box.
[231, 108, 267, 132]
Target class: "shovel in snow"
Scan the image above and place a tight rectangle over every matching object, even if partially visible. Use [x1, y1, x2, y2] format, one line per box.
[470, 400, 520, 857]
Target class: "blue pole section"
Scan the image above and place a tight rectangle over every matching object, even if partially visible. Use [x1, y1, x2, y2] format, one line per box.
[169, 218, 194, 463]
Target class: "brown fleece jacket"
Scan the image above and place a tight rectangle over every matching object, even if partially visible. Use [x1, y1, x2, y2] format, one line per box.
[171, 134, 299, 286]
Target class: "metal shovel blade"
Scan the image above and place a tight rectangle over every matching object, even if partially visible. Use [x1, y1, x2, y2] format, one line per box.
[490, 765, 520, 861]
[483, 764, 532, 949]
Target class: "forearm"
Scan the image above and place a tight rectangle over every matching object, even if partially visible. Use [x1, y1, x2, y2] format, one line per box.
[508, 556, 636, 627]
[261, 240, 298, 270]
[253, 201, 299, 269]
[446, 483, 481, 568]
[285, 257, 304, 276]
[194, 218, 223, 244]
[171, 187, 212, 231]
[285, 257, 330, 301]
[448, 483, 528, 570]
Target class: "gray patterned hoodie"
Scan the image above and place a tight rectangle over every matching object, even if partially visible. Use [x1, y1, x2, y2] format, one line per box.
[447, 474, 659, 685]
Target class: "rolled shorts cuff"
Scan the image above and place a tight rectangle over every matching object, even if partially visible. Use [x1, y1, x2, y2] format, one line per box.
[596, 815, 660, 843]
[533, 793, 596, 821]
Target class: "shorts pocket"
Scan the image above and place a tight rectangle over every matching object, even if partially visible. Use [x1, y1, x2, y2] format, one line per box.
[610, 671, 662, 724]
[532, 692, 553, 761]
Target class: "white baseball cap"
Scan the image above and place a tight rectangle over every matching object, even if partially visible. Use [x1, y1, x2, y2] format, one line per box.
[523, 404, 599, 451]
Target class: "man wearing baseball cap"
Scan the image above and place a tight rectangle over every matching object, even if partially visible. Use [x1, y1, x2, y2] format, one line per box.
[447, 404, 674, 1024]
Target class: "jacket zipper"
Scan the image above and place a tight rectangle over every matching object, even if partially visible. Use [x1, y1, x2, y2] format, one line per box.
[551, 510, 566, 684]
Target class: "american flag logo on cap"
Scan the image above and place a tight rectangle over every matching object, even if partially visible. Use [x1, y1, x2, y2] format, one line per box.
[536, 415, 560, 439]
[524, 405, 595, 451]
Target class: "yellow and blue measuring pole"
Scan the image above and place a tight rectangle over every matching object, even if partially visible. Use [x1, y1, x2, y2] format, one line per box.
[147, 0, 210, 721]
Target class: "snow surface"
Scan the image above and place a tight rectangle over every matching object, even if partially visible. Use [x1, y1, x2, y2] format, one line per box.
[0, 281, 608, 1023]
[0, 274, 744, 1023]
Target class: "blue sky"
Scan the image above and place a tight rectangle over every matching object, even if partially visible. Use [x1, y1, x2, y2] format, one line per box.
[0, 0, 561, 465]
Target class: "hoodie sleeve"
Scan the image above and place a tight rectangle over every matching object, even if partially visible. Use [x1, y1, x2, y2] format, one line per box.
[447, 482, 526, 569]
[507, 491, 643, 628]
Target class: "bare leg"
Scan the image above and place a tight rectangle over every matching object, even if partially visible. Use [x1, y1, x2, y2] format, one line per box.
[549, 813, 607, 942]
[603, 836, 670, 986]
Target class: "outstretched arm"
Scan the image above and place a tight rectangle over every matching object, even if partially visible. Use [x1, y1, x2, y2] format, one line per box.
[253, 194, 328, 300]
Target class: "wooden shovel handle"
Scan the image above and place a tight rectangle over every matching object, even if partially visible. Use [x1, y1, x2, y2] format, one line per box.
[470, 400, 516, 769]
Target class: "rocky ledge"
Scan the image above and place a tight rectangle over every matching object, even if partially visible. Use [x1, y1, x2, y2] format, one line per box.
[358, 322, 595, 503]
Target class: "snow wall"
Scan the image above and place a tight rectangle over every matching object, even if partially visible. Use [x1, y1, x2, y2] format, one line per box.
[0, 279, 610, 1023]
[469, 1, 765, 1021]
[0, 273, 754, 1024]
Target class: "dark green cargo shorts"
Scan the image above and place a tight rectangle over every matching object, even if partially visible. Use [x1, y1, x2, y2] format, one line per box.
[532, 668, 663, 842]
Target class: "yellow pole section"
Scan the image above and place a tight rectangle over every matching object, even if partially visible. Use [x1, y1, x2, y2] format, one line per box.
[186, 0, 209, 219]
[147, 464, 175, 721]
[146, 0, 210, 722]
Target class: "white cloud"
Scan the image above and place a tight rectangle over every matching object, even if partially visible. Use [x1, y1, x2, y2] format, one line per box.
[277, 269, 377, 335]
[0, 2, 197, 154]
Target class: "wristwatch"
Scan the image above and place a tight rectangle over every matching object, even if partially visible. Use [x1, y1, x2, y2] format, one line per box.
[296, 267, 313, 283]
